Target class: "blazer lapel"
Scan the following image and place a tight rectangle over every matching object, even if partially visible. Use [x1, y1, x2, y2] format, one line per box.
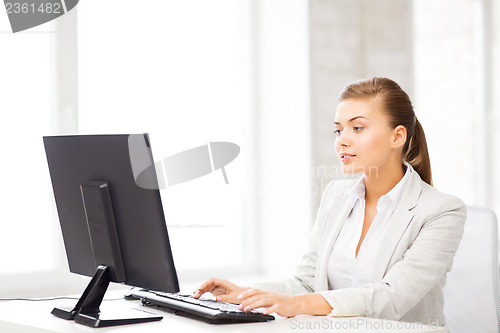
[371, 170, 422, 281]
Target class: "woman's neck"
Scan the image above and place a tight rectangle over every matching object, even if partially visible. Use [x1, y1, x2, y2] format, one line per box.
[363, 162, 405, 203]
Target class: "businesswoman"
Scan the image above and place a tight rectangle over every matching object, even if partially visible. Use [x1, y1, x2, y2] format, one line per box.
[192, 77, 466, 324]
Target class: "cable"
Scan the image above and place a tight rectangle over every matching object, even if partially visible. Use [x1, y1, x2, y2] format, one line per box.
[0, 287, 137, 302]
[0, 296, 123, 302]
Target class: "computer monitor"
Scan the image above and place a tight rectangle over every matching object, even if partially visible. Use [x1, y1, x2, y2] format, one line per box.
[43, 134, 180, 327]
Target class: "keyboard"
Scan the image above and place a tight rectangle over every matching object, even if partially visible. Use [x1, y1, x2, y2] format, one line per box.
[129, 289, 275, 324]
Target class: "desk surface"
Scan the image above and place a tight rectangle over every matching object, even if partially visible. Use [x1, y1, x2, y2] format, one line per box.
[0, 295, 448, 333]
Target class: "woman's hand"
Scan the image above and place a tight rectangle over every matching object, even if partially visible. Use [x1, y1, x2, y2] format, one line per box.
[237, 288, 301, 317]
[192, 278, 250, 304]
[237, 289, 334, 318]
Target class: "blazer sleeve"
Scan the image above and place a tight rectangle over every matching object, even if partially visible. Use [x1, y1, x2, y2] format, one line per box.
[319, 194, 467, 320]
[252, 180, 339, 294]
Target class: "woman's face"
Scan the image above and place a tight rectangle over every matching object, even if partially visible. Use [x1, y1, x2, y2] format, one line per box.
[334, 97, 401, 176]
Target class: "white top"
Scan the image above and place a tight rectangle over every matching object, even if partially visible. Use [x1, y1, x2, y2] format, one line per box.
[327, 162, 412, 290]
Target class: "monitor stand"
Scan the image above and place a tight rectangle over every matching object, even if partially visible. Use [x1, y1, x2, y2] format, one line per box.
[51, 265, 163, 327]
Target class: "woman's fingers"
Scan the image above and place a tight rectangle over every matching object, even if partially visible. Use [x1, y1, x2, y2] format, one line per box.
[192, 278, 249, 304]
[215, 294, 234, 303]
[237, 291, 298, 317]
[237, 288, 260, 301]
[239, 297, 270, 312]
[192, 278, 230, 298]
[263, 304, 279, 316]
[238, 291, 275, 311]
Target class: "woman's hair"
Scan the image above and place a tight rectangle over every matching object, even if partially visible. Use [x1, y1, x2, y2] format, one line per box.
[339, 77, 432, 186]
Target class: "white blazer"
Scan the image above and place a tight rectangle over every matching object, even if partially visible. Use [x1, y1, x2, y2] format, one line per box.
[254, 165, 466, 324]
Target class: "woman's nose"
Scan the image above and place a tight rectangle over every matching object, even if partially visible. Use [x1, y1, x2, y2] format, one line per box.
[336, 132, 349, 147]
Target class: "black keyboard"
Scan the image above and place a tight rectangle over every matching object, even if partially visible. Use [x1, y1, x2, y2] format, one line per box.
[130, 289, 275, 324]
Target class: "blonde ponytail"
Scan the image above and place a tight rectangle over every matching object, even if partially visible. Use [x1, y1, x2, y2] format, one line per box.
[405, 117, 432, 185]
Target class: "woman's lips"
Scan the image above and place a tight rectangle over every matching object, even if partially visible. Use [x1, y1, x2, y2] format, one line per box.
[340, 153, 356, 163]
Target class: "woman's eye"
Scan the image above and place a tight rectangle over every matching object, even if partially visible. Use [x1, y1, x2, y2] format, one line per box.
[353, 126, 363, 132]
[334, 129, 342, 136]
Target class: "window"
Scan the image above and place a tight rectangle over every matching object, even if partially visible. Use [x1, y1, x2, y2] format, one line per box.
[412, 0, 489, 206]
[0, 17, 56, 275]
[77, 0, 253, 276]
[0, 0, 316, 293]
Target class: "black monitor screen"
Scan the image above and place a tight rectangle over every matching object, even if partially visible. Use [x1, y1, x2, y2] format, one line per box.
[43, 134, 179, 293]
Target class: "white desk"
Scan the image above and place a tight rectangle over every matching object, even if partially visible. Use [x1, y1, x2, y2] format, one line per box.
[0, 296, 448, 333]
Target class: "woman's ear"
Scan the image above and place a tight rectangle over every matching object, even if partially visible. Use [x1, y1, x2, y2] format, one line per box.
[392, 125, 407, 149]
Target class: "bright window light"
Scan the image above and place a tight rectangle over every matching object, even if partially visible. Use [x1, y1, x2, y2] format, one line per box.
[413, 0, 476, 202]
[77, 0, 251, 273]
[0, 17, 56, 273]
